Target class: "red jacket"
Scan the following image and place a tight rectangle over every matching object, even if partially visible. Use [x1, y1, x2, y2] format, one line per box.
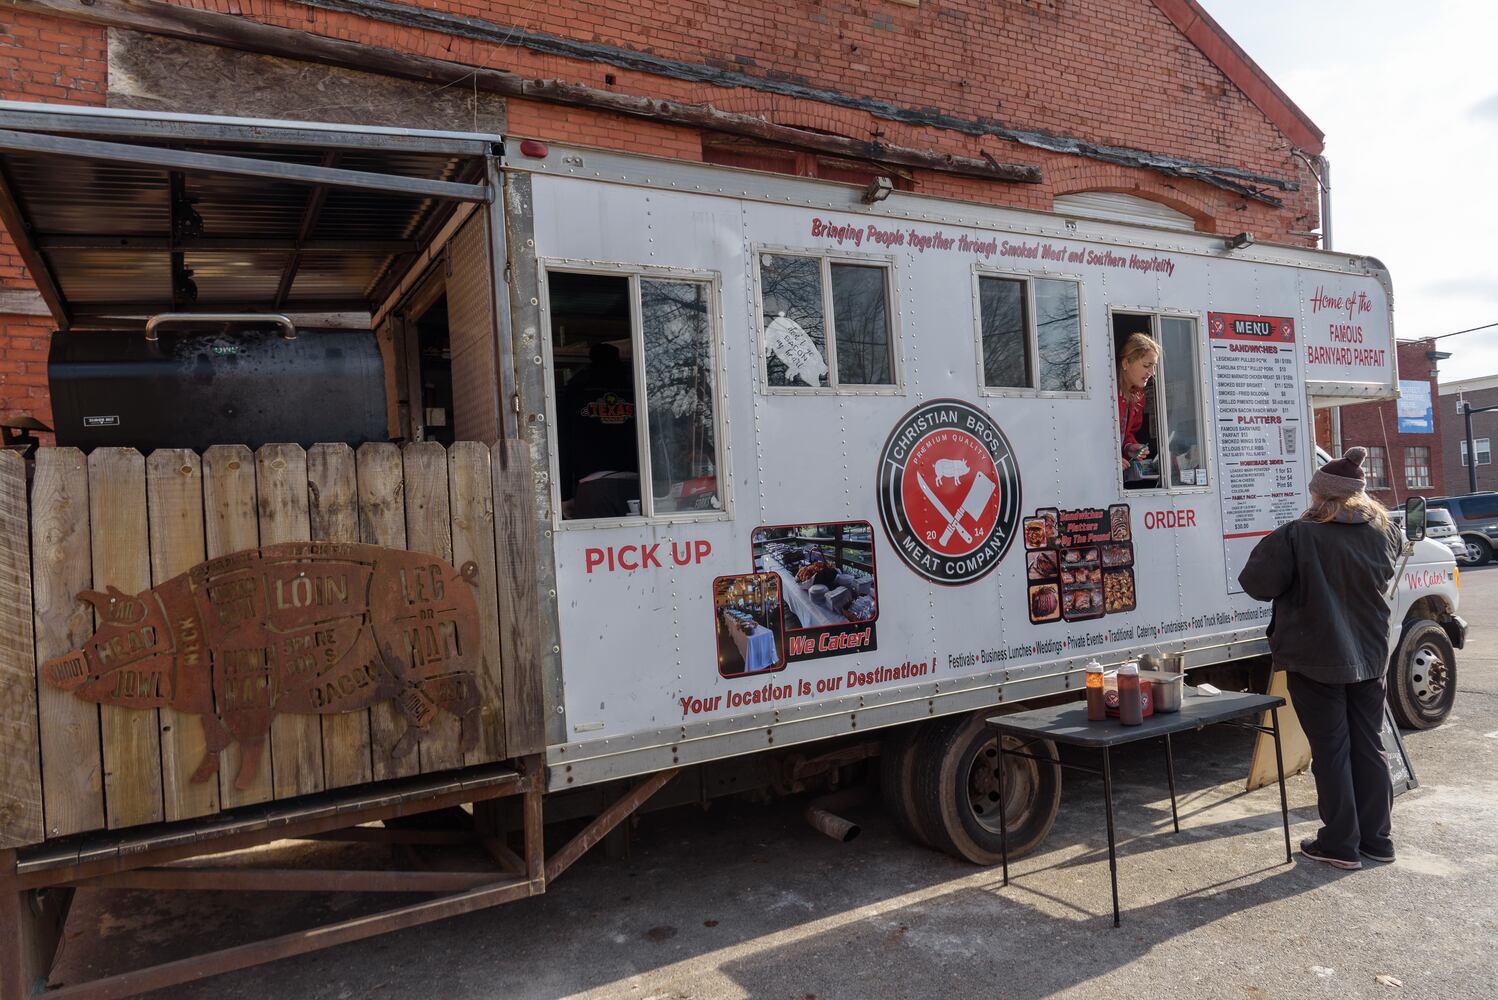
[1118, 388, 1147, 459]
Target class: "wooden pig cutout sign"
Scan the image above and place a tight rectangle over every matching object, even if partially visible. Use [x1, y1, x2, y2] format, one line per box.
[42, 542, 485, 789]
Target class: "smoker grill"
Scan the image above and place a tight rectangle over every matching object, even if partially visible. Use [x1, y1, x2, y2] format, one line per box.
[48, 323, 388, 451]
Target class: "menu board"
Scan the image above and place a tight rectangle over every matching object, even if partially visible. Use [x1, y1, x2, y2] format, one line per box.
[1207, 312, 1305, 594]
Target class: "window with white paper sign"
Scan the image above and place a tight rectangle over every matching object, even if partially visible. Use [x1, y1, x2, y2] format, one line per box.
[757, 252, 899, 391]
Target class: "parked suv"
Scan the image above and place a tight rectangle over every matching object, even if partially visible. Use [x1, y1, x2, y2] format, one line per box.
[1428, 493, 1498, 565]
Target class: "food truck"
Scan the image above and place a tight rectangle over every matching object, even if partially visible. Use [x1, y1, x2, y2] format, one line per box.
[0, 101, 1462, 997]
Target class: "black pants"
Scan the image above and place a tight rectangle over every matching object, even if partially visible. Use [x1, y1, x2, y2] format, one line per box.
[1285, 672, 1393, 860]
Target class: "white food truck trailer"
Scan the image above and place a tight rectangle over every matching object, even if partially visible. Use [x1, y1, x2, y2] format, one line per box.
[0, 103, 1464, 995]
[508, 140, 1462, 855]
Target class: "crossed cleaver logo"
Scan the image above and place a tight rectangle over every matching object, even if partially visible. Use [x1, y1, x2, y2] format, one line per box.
[877, 399, 1022, 585]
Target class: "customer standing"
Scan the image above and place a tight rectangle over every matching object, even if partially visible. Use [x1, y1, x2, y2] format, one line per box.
[1238, 447, 1403, 870]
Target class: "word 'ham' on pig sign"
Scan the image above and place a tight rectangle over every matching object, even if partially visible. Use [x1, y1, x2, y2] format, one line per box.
[41, 542, 486, 790]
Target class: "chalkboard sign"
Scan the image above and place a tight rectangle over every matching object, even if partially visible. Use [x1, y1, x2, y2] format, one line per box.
[1380, 703, 1418, 796]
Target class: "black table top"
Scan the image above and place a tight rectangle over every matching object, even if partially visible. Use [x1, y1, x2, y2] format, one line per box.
[985, 689, 1284, 748]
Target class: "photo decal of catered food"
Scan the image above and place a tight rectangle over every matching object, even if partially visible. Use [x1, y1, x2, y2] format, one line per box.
[1024, 504, 1136, 624]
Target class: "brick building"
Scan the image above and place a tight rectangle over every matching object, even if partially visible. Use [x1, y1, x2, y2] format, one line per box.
[0, 0, 1328, 432]
[1313, 338, 1447, 504]
[1438, 374, 1498, 495]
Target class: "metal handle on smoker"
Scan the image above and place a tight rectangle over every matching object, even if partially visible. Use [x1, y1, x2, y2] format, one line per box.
[145, 313, 297, 342]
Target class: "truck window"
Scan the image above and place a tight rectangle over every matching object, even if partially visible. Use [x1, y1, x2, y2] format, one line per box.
[977, 273, 1083, 394]
[758, 252, 897, 390]
[547, 269, 724, 521]
[1113, 310, 1208, 491]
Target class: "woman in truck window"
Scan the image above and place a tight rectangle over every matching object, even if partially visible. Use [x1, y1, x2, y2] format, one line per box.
[1237, 447, 1403, 871]
[1117, 332, 1160, 478]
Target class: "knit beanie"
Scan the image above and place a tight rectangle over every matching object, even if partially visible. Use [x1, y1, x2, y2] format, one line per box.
[1309, 446, 1368, 499]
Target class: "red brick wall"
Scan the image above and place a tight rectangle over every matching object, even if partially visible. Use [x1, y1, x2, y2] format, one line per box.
[1334, 340, 1445, 505]
[0, 0, 1324, 429]
[0, 11, 106, 430]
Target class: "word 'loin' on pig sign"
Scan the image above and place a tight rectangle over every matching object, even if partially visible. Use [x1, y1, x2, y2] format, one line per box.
[42, 542, 485, 790]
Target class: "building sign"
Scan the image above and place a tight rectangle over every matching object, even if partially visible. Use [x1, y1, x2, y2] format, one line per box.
[1397, 380, 1434, 433]
[1207, 312, 1305, 594]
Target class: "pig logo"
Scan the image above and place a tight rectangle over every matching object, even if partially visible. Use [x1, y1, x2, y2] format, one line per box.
[42, 542, 484, 790]
[877, 399, 1023, 586]
[933, 458, 970, 486]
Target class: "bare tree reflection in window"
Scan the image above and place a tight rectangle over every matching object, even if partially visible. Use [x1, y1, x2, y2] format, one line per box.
[831, 264, 893, 385]
[759, 254, 828, 388]
[641, 279, 720, 513]
[1035, 279, 1083, 392]
[979, 277, 1030, 388]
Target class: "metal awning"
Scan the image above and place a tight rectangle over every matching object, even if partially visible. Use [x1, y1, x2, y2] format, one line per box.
[0, 102, 500, 329]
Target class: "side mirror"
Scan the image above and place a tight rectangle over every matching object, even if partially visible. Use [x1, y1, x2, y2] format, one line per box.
[1404, 497, 1427, 542]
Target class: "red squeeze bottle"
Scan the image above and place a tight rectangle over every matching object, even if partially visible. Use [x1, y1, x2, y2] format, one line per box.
[1118, 662, 1143, 726]
[1085, 660, 1105, 721]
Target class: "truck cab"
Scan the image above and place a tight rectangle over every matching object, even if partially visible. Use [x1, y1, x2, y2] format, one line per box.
[1315, 446, 1465, 727]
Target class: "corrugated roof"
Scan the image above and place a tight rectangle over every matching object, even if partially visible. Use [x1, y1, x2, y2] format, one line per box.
[0, 102, 496, 329]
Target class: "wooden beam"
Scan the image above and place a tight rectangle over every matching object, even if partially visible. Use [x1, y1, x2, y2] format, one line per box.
[0, 160, 69, 330]
[66, 866, 509, 892]
[9, 0, 1041, 185]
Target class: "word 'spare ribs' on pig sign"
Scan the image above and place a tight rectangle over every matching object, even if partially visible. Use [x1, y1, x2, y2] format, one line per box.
[42, 542, 485, 790]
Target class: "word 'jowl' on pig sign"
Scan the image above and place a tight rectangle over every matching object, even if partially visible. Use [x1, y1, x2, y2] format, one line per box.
[42, 542, 485, 789]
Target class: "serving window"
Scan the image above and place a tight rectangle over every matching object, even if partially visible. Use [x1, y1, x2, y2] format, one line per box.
[1112, 310, 1208, 492]
[544, 266, 726, 523]
[756, 251, 900, 392]
[975, 271, 1085, 395]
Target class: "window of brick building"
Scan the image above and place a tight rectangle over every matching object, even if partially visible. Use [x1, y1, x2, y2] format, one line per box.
[1364, 446, 1389, 490]
[1460, 437, 1492, 466]
[1404, 446, 1431, 489]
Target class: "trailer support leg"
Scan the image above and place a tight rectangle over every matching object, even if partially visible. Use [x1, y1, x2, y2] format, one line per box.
[544, 768, 680, 884]
[0, 850, 73, 1000]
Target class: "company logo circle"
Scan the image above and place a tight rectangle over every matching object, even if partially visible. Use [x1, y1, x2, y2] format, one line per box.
[877, 399, 1022, 585]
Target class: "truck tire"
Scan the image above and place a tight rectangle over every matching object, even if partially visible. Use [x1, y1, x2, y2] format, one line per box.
[879, 723, 933, 848]
[909, 711, 1061, 865]
[1388, 620, 1457, 730]
[1459, 535, 1492, 566]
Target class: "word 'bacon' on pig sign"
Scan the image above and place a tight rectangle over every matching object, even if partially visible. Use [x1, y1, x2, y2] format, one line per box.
[933, 458, 970, 486]
[41, 542, 485, 790]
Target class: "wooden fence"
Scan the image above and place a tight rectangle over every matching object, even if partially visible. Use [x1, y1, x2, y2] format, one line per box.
[0, 441, 543, 850]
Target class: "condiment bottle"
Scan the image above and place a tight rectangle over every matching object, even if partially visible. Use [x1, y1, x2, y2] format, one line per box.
[1085, 660, 1106, 721]
[1118, 662, 1143, 726]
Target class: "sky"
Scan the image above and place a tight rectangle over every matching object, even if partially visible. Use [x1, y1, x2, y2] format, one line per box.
[1200, 0, 1498, 385]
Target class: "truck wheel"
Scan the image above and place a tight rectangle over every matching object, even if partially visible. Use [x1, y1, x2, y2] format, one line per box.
[1459, 535, 1492, 566]
[1389, 621, 1457, 730]
[910, 711, 1061, 865]
[879, 723, 934, 847]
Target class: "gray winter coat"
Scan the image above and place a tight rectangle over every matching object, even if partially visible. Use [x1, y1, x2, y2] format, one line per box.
[1237, 513, 1403, 684]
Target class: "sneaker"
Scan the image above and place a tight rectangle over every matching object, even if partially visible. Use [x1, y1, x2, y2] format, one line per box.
[1300, 838, 1363, 870]
[1358, 845, 1396, 863]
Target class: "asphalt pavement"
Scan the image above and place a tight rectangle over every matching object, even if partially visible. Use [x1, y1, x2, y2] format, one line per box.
[55, 565, 1498, 1000]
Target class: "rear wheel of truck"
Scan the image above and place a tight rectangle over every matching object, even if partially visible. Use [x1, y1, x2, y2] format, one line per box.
[1388, 620, 1456, 730]
[879, 723, 933, 848]
[910, 711, 1062, 865]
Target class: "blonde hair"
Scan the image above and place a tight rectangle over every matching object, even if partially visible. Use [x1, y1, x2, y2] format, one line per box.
[1303, 492, 1391, 532]
[1118, 332, 1162, 370]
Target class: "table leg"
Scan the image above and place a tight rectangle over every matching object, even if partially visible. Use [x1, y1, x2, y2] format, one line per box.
[1270, 706, 1292, 863]
[1102, 746, 1120, 927]
[995, 737, 1010, 887]
[1164, 733, 1180, 834]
